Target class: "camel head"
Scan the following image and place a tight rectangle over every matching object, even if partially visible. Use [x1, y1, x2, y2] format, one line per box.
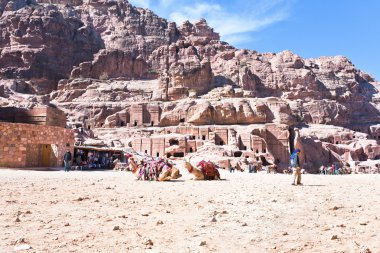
[171, 167, 182, 179]
[183, 159, 195, 173]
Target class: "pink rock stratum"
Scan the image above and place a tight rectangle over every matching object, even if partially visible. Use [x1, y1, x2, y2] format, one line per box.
[1, 0, 379, 172]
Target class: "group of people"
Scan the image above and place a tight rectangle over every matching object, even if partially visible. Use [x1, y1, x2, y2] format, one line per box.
[320, 163, 347, 175]
[228, 165, 239, 173]
[63, 150, 116, 172]
[248, 164, 258, 173]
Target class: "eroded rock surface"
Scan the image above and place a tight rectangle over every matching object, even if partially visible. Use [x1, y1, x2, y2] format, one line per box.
[1, 0, 380, 172]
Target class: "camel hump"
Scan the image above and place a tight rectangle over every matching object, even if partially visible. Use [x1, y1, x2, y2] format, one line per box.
[200, 161, 219, 180]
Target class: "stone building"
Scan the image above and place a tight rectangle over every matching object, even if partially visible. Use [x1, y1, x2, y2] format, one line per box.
[0, 107, 66, 127]
[0, 106, 74, 168]
[129, 104, 162, 127]
[130, 124, 291, 165]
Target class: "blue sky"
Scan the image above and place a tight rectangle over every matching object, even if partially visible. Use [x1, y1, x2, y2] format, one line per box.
[129, 0, 380, 80]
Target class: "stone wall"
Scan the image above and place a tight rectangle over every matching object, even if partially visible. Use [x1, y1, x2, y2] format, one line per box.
[0, 106, 66, 127]
[265, 124, 290, 164]
[129, 104, 162, 127]
[215, 128, 229, 146]
[0, 122, 74, 168]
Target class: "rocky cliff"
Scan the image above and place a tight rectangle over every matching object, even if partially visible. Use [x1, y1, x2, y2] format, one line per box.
[1, 0, 380, 172]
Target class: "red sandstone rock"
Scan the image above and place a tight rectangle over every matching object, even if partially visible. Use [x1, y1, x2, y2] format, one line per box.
[1, 0, 380, 172]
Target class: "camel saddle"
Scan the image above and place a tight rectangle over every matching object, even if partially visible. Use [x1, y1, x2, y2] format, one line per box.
[198, 160, 219, 180]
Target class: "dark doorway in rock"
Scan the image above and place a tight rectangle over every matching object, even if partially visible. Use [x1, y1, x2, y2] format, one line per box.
[120, 121, 125, 127]
[261, 156, 271, 166]
[156, 153, 160, 157]
[180, 118, 185, 123]
[288, 127, 295, 153]
[234, 151, 242, 157]
[189, 148, 193, 153]
[87, 125, 91, 130]
[144, 150, 148, 154]
[134, 120, 138, 127]
[169, 139, 179, 146]
[151, 121, 154, 126]
[202, 135, 206, 140]
[219, 141, 224, 146]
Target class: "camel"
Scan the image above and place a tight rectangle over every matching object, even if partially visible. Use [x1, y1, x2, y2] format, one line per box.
[184, 160, 221, 180]
[128, 157, 138, 172]
[113, 159, 122, 171]
[130, 157, 182, 181]
[268, 165, 278, 174]
[113, 158, 128, 171]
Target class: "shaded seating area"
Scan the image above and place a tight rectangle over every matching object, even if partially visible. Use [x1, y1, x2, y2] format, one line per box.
[73, 146, 124, 170]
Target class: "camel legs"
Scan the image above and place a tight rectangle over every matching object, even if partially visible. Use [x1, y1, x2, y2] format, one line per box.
[158, 170, 171, 181]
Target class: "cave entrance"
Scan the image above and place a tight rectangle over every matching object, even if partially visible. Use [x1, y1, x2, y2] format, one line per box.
[234, 151, 243, 157]
[169, 139, 179, 146]
[261, 156, 272, 166]
[173, 152, 184, 158]
[288, 127, 295, 154]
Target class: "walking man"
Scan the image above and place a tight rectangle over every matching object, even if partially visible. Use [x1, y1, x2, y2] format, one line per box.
[64, 150, 72, 172]
[290, 148, 302, 185]
[248, 164, 253, 173]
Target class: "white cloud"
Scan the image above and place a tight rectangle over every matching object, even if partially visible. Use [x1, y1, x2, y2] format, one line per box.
[129, 0, 150, 8]
[159, 0, 174, 7]
[129, 0, 295, 45]
[222, 34, 256, 47]
[170, 3, 222, 25]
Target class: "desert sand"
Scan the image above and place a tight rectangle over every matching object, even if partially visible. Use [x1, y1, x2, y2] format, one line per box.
[0, 167, 379, 253]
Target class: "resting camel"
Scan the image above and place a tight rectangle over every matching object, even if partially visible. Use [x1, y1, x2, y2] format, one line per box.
[128, 157, 138, 172]
[113, 159, 124, 171]
[184, 160, 221, 180]
[130, 157, 182, 181]
[268, 165, 278, 174]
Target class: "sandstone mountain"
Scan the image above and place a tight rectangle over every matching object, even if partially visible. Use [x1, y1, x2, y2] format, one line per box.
[1, 0, 380, 172]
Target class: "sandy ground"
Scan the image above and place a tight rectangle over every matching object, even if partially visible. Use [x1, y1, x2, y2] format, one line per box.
[0, 168, 379, 253]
